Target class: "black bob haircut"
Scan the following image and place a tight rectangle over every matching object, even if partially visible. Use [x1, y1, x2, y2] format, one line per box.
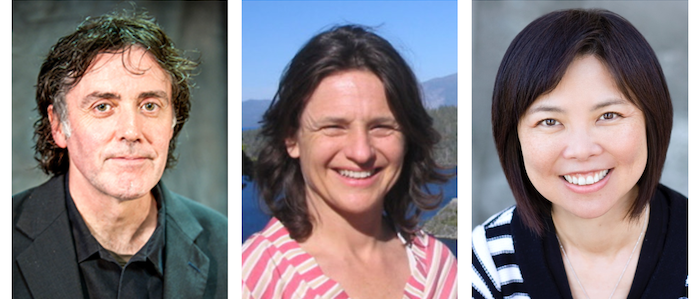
[492, 9, 673, 235]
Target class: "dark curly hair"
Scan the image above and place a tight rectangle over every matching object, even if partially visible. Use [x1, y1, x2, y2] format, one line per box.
[34, 8, 199, 175]
[492, 9, 673, 235]
[255, 25, 450, 243]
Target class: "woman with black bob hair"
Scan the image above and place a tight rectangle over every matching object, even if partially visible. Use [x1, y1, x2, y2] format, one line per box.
[472, 9, 687, 299]
[243, 25, 457, 298]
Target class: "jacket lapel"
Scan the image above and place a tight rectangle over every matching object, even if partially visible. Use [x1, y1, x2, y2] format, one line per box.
[161, 185, 210, 299]
[15, 175, 85, 299]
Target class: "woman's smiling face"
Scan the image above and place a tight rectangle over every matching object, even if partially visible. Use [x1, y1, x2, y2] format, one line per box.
[517, 55, 648, 220]
[285, 70, 406, 217]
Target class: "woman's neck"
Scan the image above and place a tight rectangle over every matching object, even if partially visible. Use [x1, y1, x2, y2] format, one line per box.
[301, 195, 396, 259]
[552, 195, 647, 256]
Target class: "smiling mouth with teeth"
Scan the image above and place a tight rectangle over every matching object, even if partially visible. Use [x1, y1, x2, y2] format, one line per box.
[338, 169, 375, 179]
[563, 169, 610, 186]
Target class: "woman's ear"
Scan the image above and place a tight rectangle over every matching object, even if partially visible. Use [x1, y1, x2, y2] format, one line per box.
[285, 137, 300, 158]
[48, 105, 68, 148]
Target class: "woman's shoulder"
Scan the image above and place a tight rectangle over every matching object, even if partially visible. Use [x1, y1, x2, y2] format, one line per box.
[656, 184, 688, 208]
[474, 205, 517, 234]
[242, 218, 292, 260]
[654, 184, 688, 232]
[472, 205, 518, 261]
[472, 204, 519, 260]
[242, 218, 322, 298]
[471, 205, 526, 299]
[410, 232, 458, 298]
[412, 231, 457, 262]
[242, 218, 300, 276]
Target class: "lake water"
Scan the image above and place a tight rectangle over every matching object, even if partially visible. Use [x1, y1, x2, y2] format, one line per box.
[242, 169, 458, 257]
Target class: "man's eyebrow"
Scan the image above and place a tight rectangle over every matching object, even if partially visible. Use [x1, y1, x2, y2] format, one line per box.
[80, 91, 169, 106]
[82, 92, 120, 106]
[139, 90, 169, 100]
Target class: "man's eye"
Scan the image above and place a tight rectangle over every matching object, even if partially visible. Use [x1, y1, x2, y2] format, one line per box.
[143, 102, 158, 111]
[95, 103, 111, 112]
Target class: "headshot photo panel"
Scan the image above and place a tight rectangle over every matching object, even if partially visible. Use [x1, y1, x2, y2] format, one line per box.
[242, 1, 457, 298]
[12, 2, 228, 298]
[472, 2, 687, 298]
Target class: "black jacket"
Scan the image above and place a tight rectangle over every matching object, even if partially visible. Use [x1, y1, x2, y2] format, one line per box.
[12, 175, 228, 299]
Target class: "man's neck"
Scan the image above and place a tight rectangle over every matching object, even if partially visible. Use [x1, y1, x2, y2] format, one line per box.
[68, 173, 159, 256]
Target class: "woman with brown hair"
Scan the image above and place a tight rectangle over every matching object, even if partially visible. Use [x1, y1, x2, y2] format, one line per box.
[243, 25, 457, 298]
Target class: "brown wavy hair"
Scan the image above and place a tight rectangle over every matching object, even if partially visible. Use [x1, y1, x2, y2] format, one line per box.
[492, 9, 673, 235]
[34, 8, 199, 175]
[255, 25, 451, 243]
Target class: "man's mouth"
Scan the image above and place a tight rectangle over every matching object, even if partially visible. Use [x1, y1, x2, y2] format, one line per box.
[337, 169, 377, 179]
[110, 156, 148, 161]
[563, 169, 610, 186]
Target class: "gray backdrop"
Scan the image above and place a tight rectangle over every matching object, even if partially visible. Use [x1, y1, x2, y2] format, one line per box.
[472, 1, 688, 228]
[12, 1, 228, 216]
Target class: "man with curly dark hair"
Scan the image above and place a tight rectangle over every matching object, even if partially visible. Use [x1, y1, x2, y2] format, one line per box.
[12, 8, 227, 299]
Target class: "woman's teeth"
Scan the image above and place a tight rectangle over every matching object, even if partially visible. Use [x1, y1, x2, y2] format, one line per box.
[338, 169, 373, 179]
[563, 169, 609, 186]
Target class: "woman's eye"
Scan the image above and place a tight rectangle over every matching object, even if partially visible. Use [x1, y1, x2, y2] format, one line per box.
[373, 125, 393, 130]
[600, 112, 618, 120]
[370, 125, 393, 135]
[539, 119, 559, 126]
[95, 103, 111, 112]
[320, 125, 344, 136]
[321, 125, 343, 132]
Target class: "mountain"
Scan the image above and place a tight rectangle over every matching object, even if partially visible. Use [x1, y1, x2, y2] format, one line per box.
[421, 73, 457, 109]
[242, 73, 457, 129]
[242, 99, 272, 129]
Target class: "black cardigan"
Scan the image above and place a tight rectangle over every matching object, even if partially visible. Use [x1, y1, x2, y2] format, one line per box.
[512, 184, 688, 299]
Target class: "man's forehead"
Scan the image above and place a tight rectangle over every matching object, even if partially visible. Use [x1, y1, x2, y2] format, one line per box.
[66, 46, 173, 101]
[86, 47, 168, 78]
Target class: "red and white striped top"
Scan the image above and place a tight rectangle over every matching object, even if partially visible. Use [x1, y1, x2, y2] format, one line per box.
[242, 218, 457, 299]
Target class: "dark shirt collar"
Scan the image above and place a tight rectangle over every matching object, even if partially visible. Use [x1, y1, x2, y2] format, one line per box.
[64, 175, 166, 275]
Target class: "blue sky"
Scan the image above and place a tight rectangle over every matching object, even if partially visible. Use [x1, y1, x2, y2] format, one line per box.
[242, 0, 457, 101]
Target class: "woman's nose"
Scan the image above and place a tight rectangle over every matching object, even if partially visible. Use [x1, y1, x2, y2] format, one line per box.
[344, 128, 376, 165]
[561, 127, 603, 161]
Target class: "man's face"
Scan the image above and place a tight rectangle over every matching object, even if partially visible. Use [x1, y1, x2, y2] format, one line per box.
[50, 46, 174, 201]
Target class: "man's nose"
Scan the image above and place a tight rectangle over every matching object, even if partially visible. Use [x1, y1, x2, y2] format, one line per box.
[116, 107, 142, 142]
[562, 127, 603, 161]
[344, 128, 375, 165]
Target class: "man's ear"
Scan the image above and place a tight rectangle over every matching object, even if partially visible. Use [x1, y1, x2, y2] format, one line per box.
[285, 137, 300, 158]
[48, 105, 67, 148]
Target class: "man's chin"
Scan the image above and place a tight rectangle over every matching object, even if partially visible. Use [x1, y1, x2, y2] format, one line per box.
[112, 191, 152, 202]
[95, 176, 159, 202]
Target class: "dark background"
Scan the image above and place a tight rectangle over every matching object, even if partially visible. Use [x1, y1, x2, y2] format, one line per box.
[12, 1, 228, 216]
